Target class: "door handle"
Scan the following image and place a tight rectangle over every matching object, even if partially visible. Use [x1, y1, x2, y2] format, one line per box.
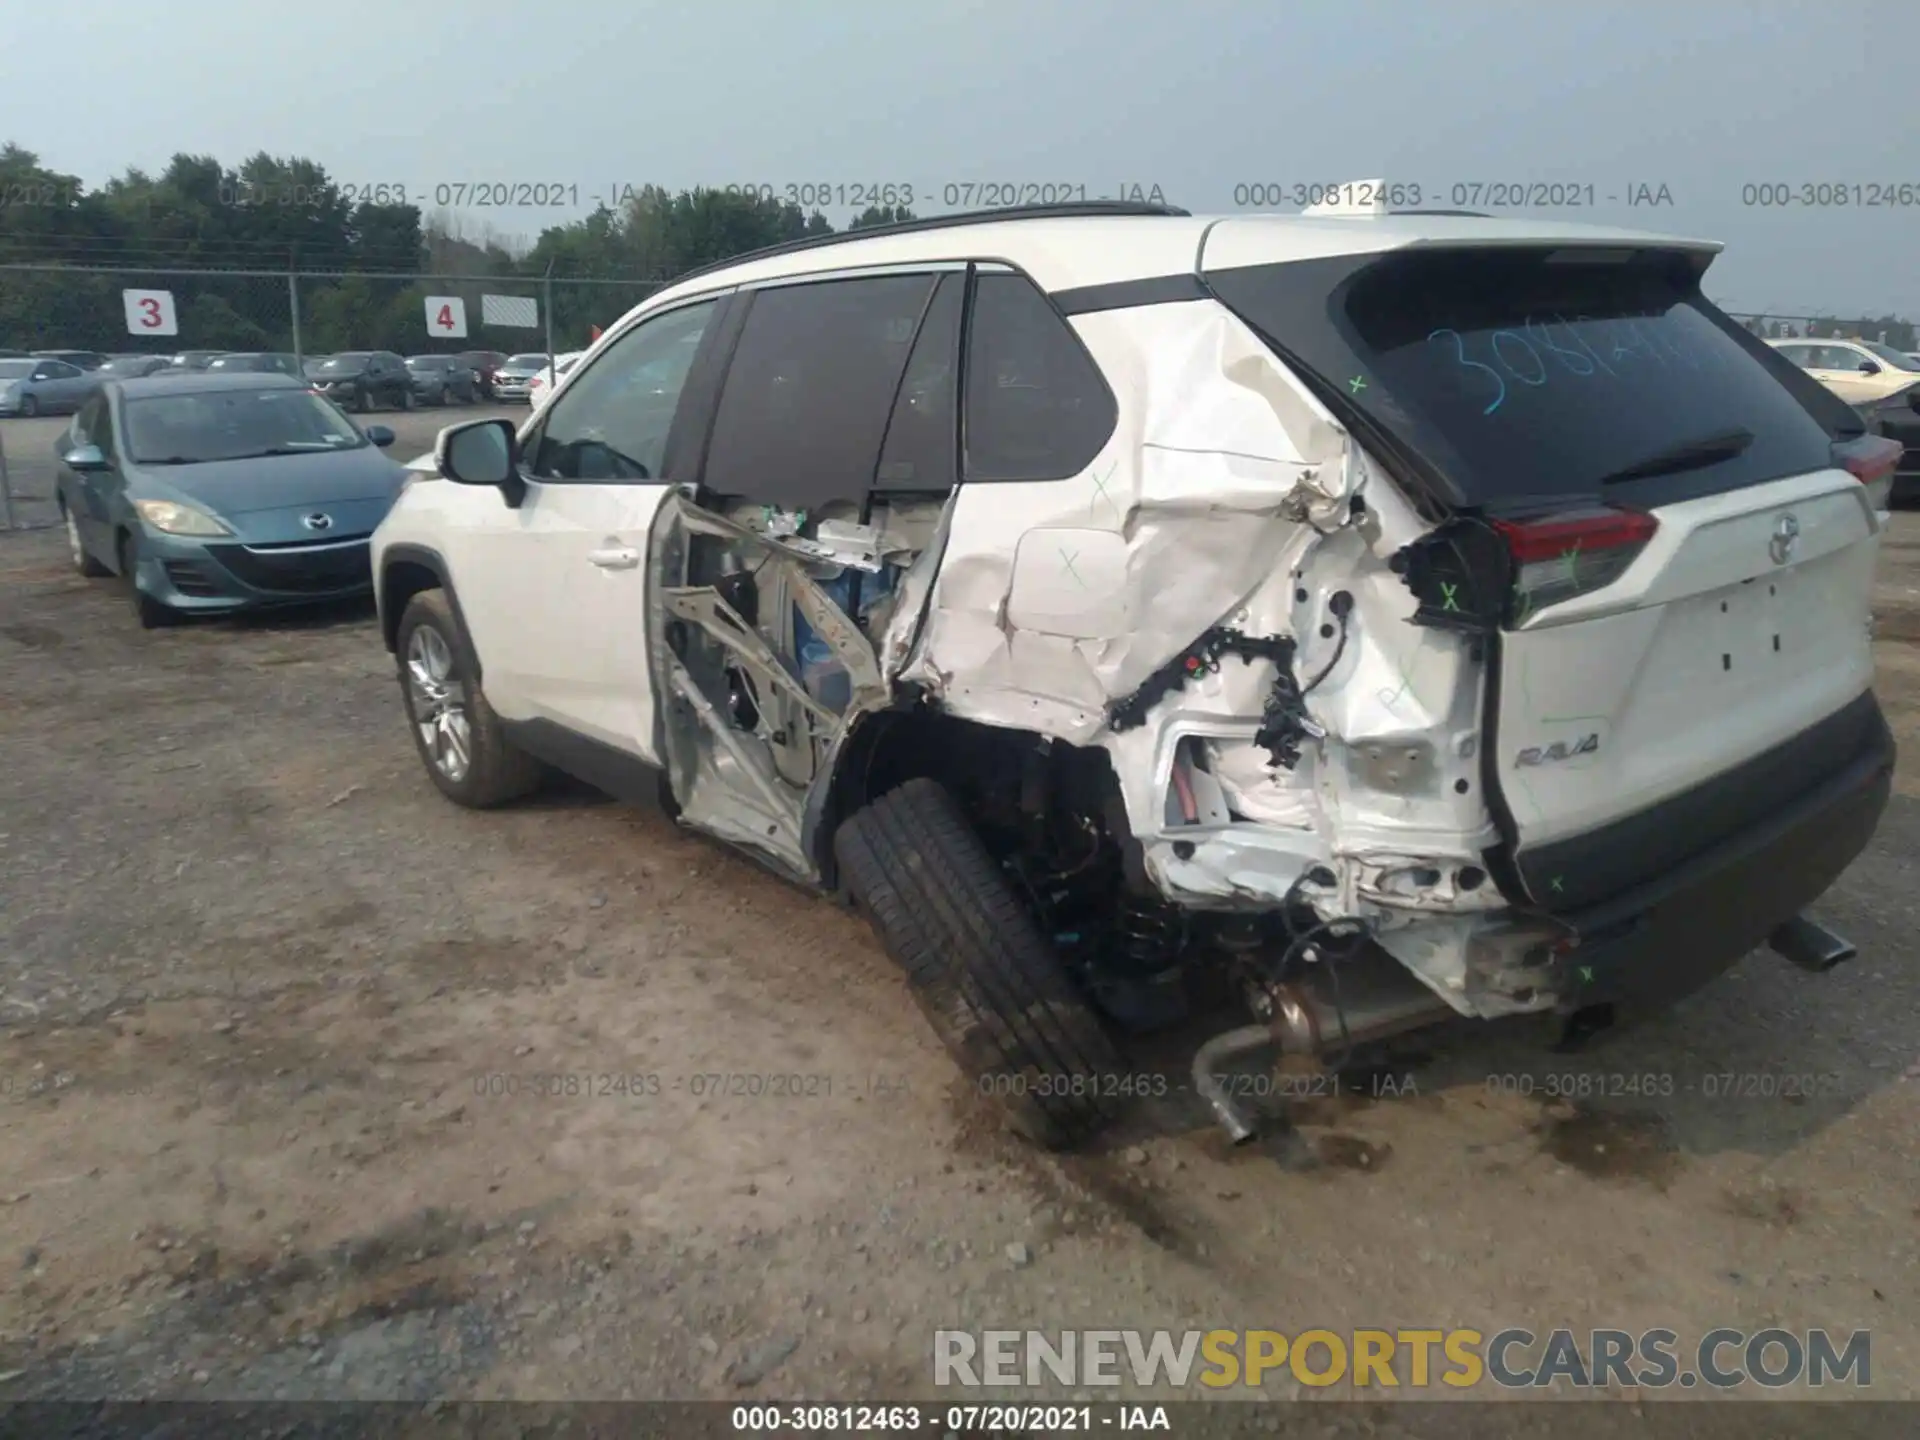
[588, 546, 641, 569]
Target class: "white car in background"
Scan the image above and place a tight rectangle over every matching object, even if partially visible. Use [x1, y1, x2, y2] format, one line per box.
[526, 351, 585, 413]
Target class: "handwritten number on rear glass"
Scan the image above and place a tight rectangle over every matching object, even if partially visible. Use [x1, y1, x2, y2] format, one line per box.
[1429, 327, 1506, 415]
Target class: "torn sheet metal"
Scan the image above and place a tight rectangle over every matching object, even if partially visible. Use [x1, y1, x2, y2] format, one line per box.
[895, 299, 1360, 738]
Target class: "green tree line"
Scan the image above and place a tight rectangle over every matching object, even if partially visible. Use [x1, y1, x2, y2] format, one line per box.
[0, 144, 915, 354]
[4, 143, 1912, 355]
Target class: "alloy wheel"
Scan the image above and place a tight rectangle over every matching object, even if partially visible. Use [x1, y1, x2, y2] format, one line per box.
[406, 624, 472, 783]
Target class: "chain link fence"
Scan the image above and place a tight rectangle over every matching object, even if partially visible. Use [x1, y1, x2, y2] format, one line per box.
[0, 262, 667, 364]
[1725, 312, 1918, 349]
[0, 263, 668, 528]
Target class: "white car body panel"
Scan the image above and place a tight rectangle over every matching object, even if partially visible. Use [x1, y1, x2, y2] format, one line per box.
[373, 205, 1887, 1027]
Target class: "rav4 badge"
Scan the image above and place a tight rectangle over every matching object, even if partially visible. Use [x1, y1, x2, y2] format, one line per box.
[1514, 733, 1600, 767]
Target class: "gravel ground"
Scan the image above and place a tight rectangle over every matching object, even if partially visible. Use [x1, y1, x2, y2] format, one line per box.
[1, 409, 1917, 1424]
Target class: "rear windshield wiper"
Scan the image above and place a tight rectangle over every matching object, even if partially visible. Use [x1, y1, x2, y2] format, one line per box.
[1595, 427, 1754, 486]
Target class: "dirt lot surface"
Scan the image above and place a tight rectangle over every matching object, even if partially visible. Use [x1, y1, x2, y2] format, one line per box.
[1, 408, 1918, 1421]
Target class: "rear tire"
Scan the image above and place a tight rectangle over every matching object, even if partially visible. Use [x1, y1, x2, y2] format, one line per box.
[396, 589, 543, 808]
[835, 777, 1122, 1150]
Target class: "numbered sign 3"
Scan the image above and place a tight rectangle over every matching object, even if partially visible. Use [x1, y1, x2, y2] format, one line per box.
[123, 289, 179, 337]
[424, 296, 468, 339]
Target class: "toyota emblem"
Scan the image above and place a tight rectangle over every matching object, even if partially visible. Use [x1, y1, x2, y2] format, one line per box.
[302, 512, 333, 532]
[1768, 512, 1800, 566]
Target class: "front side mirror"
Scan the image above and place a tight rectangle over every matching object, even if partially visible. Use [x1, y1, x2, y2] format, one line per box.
[436, 417, 516, 487]
[61, 444, 108, 472]
[364, 424, 396, 448]
[1859, 361, 1881, 374]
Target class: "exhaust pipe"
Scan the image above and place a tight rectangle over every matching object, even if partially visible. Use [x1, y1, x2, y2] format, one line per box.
[1190, 975, 1455, 1145]
[1769, 914, 1856, 972]
[1192, 1026, 1273, 1145]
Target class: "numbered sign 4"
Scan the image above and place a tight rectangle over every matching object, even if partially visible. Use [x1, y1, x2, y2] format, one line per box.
[424, 296, 468, 339]
[123, 289, 179, 337]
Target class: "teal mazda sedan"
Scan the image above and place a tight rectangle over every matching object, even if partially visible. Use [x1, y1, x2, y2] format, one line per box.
[53, 372, 412, 628]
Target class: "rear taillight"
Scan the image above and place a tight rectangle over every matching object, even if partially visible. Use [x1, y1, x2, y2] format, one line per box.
[1492, 507, 1658, 616]
[1835, 432, 1902, 514]
[1834, 433, 1902, 484]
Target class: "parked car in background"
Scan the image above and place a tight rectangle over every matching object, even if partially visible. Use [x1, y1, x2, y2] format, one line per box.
[97, 355, 174, 379]
[309, 351, 414, 412]
[0, 348, 28, 359]
[207, 352, 305, 379]
[33, 349, 109, 371]
[489, 353, 549, 403]
[1905, 352, 1920, 368]
[524, 350, 584, 412]
[53, 373, 409, 628]
[1768, 337, 1920, 407]
[302, 355, 332, 378]
[165, 350, 228, 373]
[0, 355, 100, 416]
[405, 355, 478, 406]
[456, 350, 506, 399]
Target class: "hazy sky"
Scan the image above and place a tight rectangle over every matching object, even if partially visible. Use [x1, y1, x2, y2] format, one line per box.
[3, 0, 1916, 316]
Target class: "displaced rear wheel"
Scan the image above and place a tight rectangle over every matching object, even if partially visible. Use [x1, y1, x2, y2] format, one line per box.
[835, 777, 1122, 1150]
[396, 588, 543, 808]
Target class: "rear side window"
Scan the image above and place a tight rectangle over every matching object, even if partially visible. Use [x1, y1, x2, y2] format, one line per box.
[1205, 249, 1850, 511]
[963, 273, 1115, 483]
[875, 273, 963, 492]
[704, 274, 935, 508]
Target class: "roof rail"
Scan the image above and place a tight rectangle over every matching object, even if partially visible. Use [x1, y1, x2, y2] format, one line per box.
[662, 199, 1192, 290]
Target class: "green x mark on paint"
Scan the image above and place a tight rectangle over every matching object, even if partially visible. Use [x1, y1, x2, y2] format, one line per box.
[1550, 876, 1565, 893]
[1578, 964, 1595, 984]
[1439, 581, 1461, 612]
[1348, 374, 1367, 394]
[1059, 546, 1086, 587]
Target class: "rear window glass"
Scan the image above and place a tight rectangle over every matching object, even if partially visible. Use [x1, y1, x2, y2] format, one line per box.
[963, 273, 1116, 483]
[704, 274, 934, 507]
[1204, 249, 1849, 510]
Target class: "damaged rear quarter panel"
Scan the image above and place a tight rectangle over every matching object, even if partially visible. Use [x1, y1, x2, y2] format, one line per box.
[896, 299, 1351, 740]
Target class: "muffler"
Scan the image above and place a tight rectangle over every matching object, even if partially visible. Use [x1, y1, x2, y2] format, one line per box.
[1192, 968, 1454, 1144]
[1769, 914, 1856, 972]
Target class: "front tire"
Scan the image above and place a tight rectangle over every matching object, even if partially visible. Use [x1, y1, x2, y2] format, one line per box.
[834, 778, 1123, 1150]
[396, 589, 543, 808]
[18, 394, 38, 418]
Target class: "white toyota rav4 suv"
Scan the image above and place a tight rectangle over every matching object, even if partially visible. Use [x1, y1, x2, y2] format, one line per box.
[372, 197, 1900, 1150]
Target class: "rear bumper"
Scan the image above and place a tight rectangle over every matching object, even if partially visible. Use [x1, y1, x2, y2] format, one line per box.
[1544, 690, 1893, 1013]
